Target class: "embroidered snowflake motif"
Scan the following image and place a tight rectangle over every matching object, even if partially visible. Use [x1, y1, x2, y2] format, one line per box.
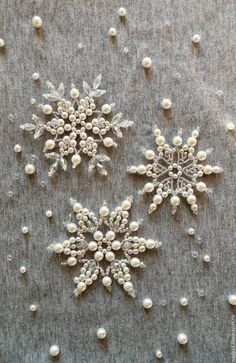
[127, 128, 223, 214]
[47, 196, 161, 298]
[20, 75, 133, 176]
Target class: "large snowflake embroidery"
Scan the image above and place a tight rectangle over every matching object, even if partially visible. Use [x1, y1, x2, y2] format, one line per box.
[20, 75, 133, 176]
[127, 128, 223, 214]
[47, 196, 161, 298]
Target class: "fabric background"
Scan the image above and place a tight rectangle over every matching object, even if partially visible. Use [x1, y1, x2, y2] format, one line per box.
[0, 1, 236, 362]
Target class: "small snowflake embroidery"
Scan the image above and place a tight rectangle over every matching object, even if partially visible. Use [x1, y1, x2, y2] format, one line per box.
[47, 196, 161, 298]
[20, 75, 133, 176]
[127, 128, 223, 214]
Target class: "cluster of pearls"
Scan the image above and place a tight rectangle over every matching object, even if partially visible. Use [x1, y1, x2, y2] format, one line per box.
[48, 196, 161, 298]
[127, 128, 223, 215]
[21, 75, 132, 176]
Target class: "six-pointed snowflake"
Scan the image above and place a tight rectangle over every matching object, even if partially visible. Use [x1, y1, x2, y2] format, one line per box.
[127, 128, 223, 214]
[20, 75, 133, 176]
[47, 196, 161, 297]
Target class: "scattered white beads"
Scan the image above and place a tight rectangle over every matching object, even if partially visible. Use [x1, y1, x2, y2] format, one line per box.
[203, 254, 210, 263]
[187, 227, 195, 236]
[20, 266, 27, 274]
[21, 226, 29, 234]
[32, 72, 40, 81]
[97, 327, 107, 339]
[24, 163, 36, 175]
[192, 33, 201, 44]
[142, 297, 153, 309]
[45, 210, 53, 218]
[14, 144, 22, 153]
[142, 57, 152, 68]
[32, 15, 43, 29]
[29, 304, 37, 312]
[118, 7, 127, 17]
[0, 38, 5, 48]
[179, 297, 188, 307]
[108, 27, 117, 37]
[177, 333, 188, 345]
[227, 122, 235, 131]
[161, 98, 172, 109]
[155, 349, 163, 358]
[49, 344, 60, 357]
[228, 294, 236, 306]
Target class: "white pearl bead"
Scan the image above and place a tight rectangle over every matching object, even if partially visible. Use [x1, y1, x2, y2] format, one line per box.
[170, 195, 180, 206]
[0, 38, 5, 48]
[155, 135, 165, 145]
[197, 151, 206, 161]
[67, 256, 77, 266]
[102, 104, 112, 114]
[94, 251, 104, 261]
[20, 266, 27, 274]
[30, 304, 37, 312]
[196, 181, 206, 192]
[88, 241, 97, 251]
[45, 210, 53, 218]
[203, 254, 210, 263]
[142, 297, 153, 309]
[67, 223, 77, 233]
[94, 231, 103, 241]
[145, 149, 155, 160]
[129, 221, 139, 231]
[22, 226, 29, 234]
[187, 137, 197, 147]
[153, 194, 163, 205]
[97, 327, 107, 339]
[108, 27, 117, 37]
[105, 251, 115, 262]
[102, 276, 112, 286]
[228, 294, 236, 306]
[99, 205, 109, 217]
[14, 144, 22, 153]
[118, 7, 127, 17]
[45, 139, 55, 150]
[144, 182, 154, 193]
[77, 281, 86, 292]
[70, 88, 80, 98]
[187, 227, 195, 236]
[103, 137, 114, 147]
[177, 333, 188, 345]
[173, 135, 182, 146]
[203, 165, 213, 174]
[42, 104, 53, 115]
[32, 72, 40, 81]
[142, 57, 152, 68]
[179, 297, 188, 306]
[192, 33, 201, 43]
[111, 240, 121, 250]
[71, 154, 81, 166]
[130, 257, 140, 268]
[53, 243, 63, 253]
[227, 122, 235, 131]
[161, 98, 172, 109]
[25, 164, 36, 175]
[137, 165, 147, 174]
[49, 344, 60, 357]
[146, 239, 155, 249]
[187, 195, 196, 205]
[121, 200, 131, 210]
[106, 230, 115, 241]
[32, 15, 43, 28]
[155, 350, 162, 358]
[73, 202, 82, 213]
[123, 281, 133, 292]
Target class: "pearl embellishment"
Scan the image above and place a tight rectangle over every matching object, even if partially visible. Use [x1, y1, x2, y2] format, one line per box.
[179, 297, 188, 306]
[0, 38, 5, 48]
[30, 304, 37, 312]
[22, 226, 29, 234]
[32, 72, 40, 81]
[187, 227, 195, 236]
[155, 350, 163, 358]
[45, 210, 53, 218]
[25, 163, 36, 175]
[161, 98, 172, 109]
[143, 297, 153, 309]
[228, 294, 236, 306]
[108, 27, 117, 37]
[49, 345, 60, 357]
[227, 122, 235, 131]
[142, 57, 152, 68]
[14, 144, 22, 153]
[118, 7, 127, 17]
[97, 327, 107, 339]
[20, 266, 27, 274]
[32, 15, 43, 28]
[203, 254, 210, 263]
[192, 33, 201, 43]
[177, 333, 188, 345]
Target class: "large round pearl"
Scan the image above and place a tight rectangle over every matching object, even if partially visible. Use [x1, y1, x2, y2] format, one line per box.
[173, 135, 182, 146]
[121, 200, 131, 210]
[145, 149, 155, 160]
[105, 251, 115, 262]
[14, 144, 22, 153]
[25, 164, 36, 175]
[129, 221, 139, 231]
[123, 281, 133, 292]
[97, 327, 106, 339]
[137, 165, 146, 174]
[203, 254, 210, 263]
[153, 194, 163, 205]
[161, 99, 172, 109]
[142, 297, 153, 309]
[32, 72, 40, 81]
[187, 195, 196, 205]
[177, 333, 188, 345]
[108, 27, 117, 36]
[155, 135, 165, 145]
[30, 304, 37, 312]
[146, 239, 155, 249]
[94, 231, 103, 241]
[88, 241, 98, 251]
[192, 33, 201, 43]
[67, 256, 77, 266]
[49, 344, 60, 357]
[45, 210, 53, 218]
[130, 257, 140, 268]
[203, 165, 213, 174]
[94, 251, 104, 261]
[179, 297, 188, 307]
[77, 281, 86, 293]
[156, 349, 162, 358]
[102, 104, 112, 114]
[53, 243, 63, 253]
[71, 154, 81, 166]
[144, 182, 154, 193]
[118, 7, 127, 17]
[187, 137, 197, 147]
[20, 266, 27, 274]
[73, 202, 82, 213]
[67, 223, 77, 233]
[70, 88, 80, 98]
[196, 182, 206, 192]
[228, 294, 236, 306]
[103, 137, 114, 147]
[197, 151, 206, 161]
[42, 104, 53, 115]
[32, 15, 43, 28]
[102, 276, 112, 286]
[112, 240, 121, 250]
[142, 57, 152, 68]
[45, 139, 55, 150]
[22, 226, 29, 234]
[170, 195, 180, 206]
[99, 205, 109, 217]
[106, 230, 115, 241]
[227, 122, 235, 131]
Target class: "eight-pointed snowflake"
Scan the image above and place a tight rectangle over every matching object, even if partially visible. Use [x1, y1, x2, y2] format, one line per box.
[20, 75, 133, 176]
[47, 196, 161, 298]
[127, 128, 223, 214]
